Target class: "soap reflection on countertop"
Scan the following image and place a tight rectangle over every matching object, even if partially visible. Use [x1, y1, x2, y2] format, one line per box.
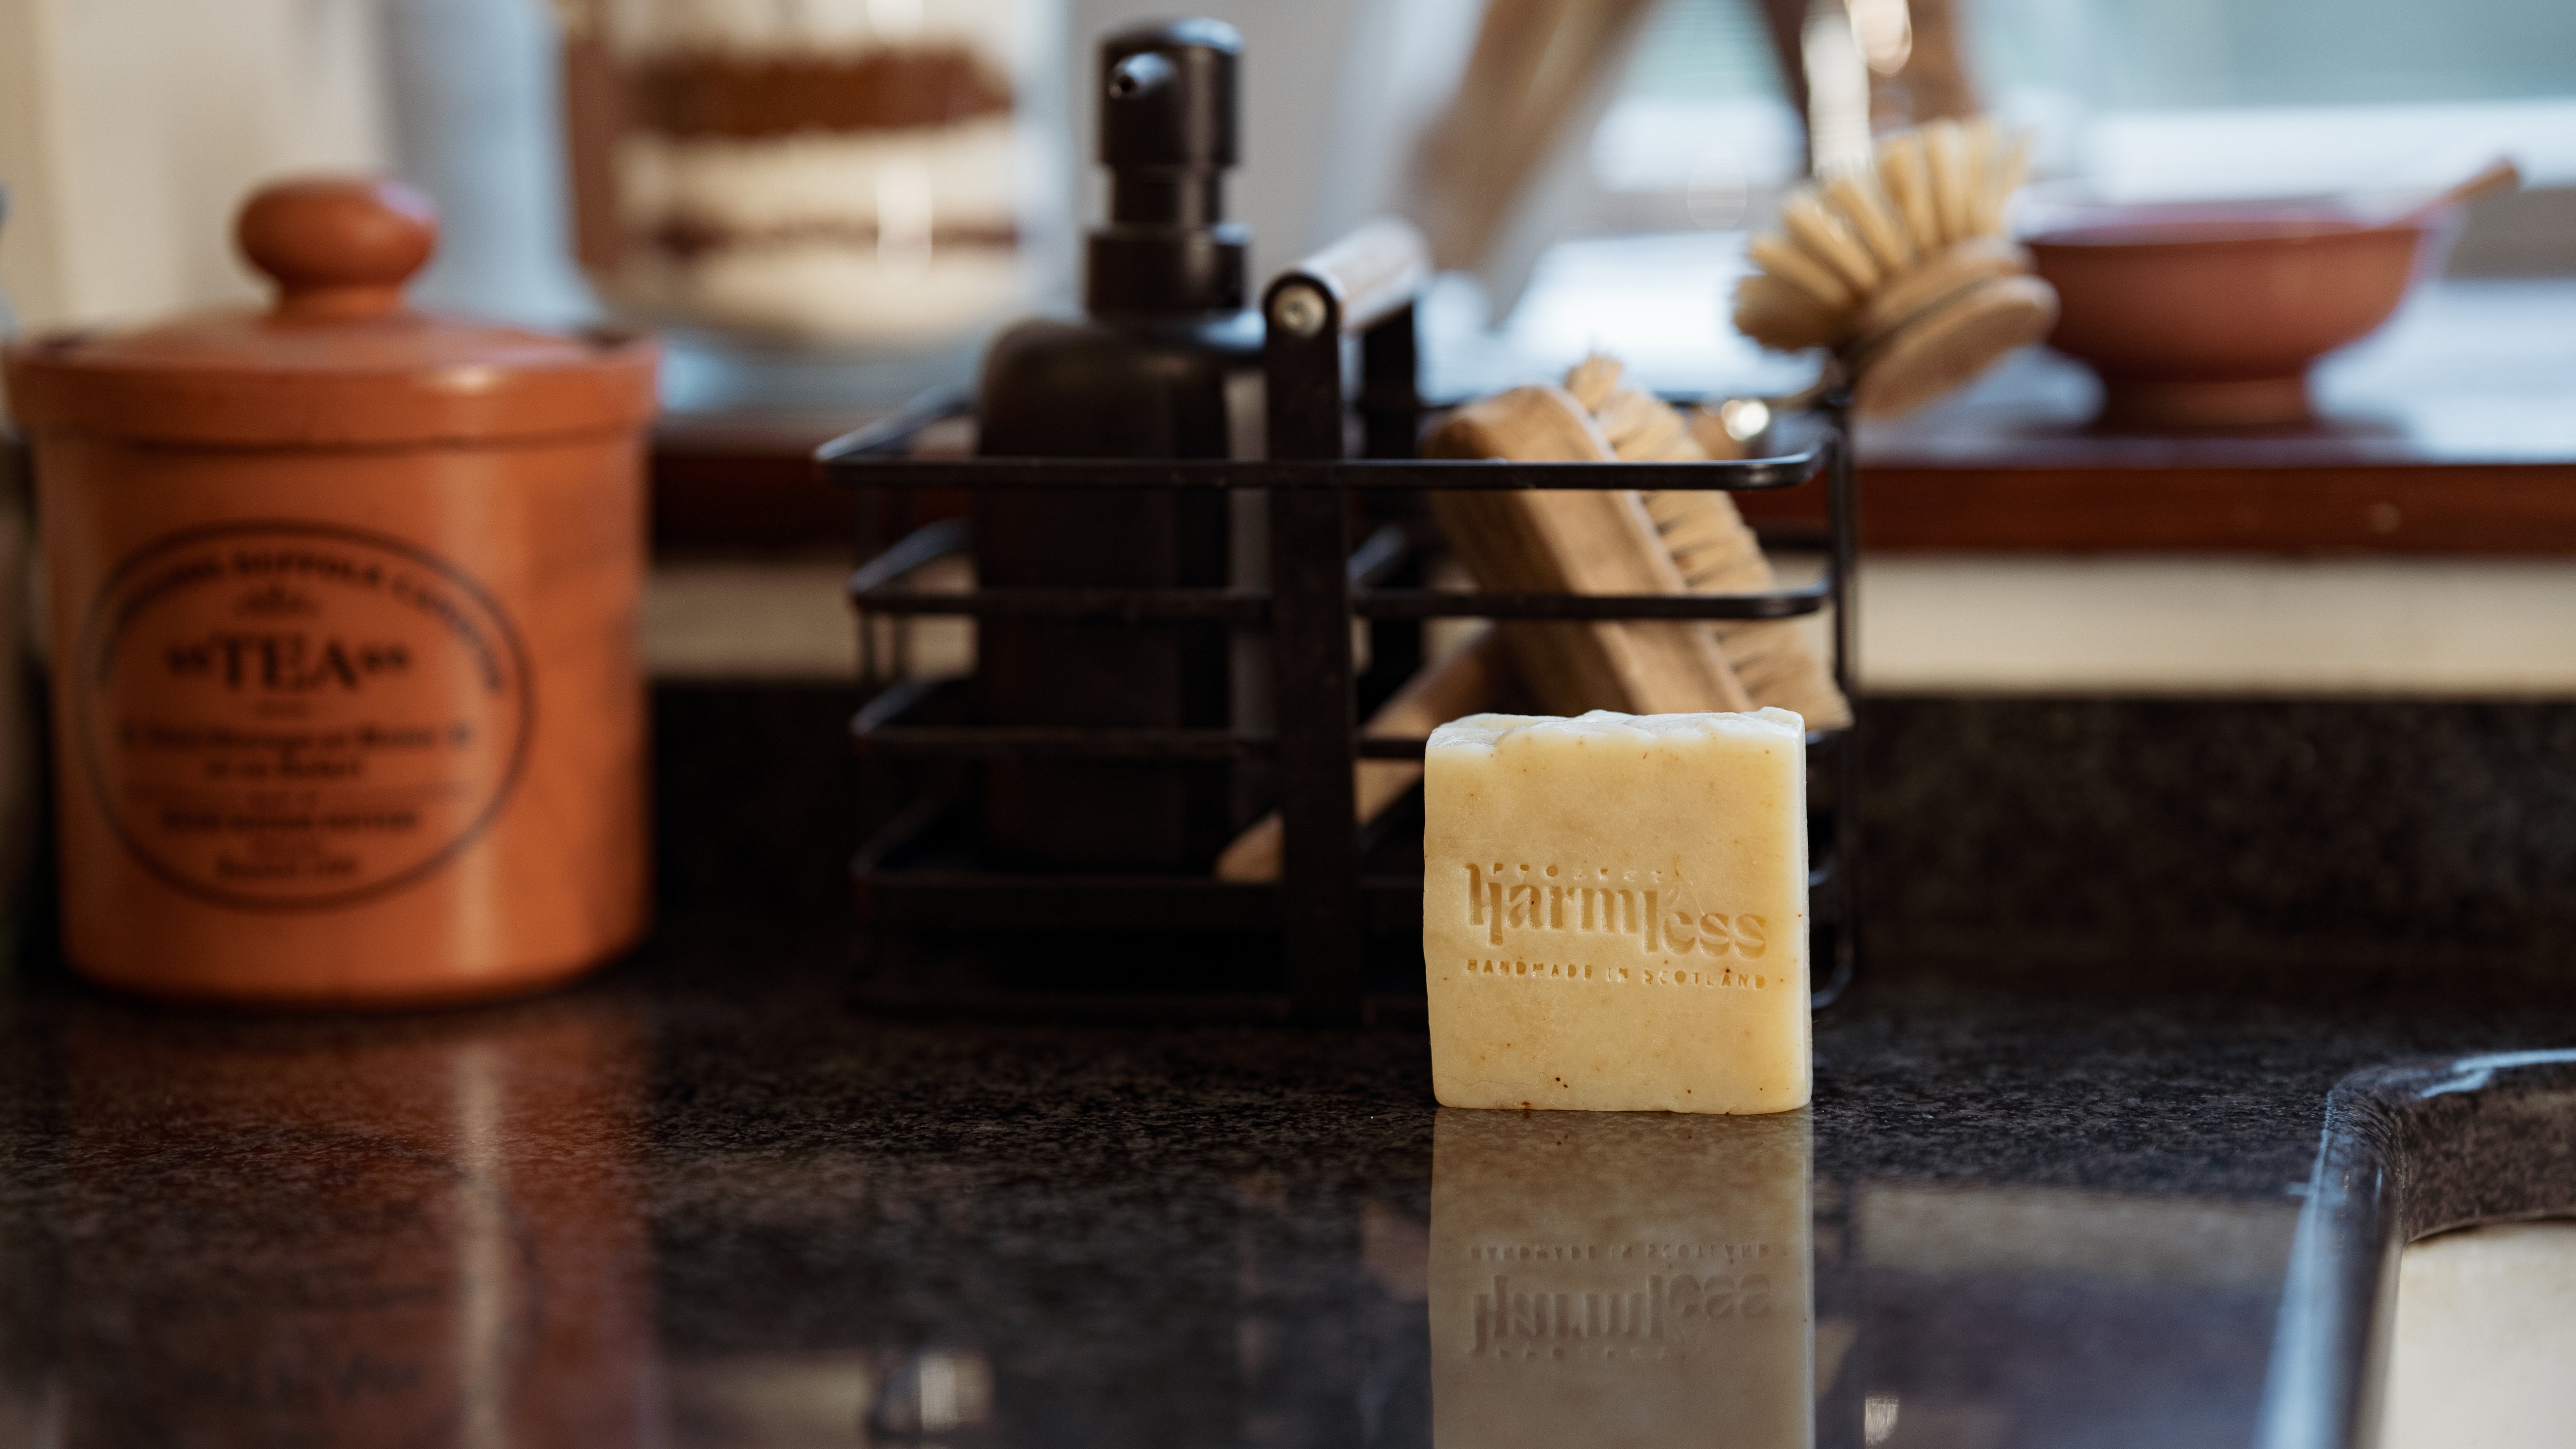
[1430, 1109, 1813, 1449]
[47, 993, 655, 1447]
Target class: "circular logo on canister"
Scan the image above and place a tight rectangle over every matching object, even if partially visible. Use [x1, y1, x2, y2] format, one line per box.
[76, 522, 534, 911]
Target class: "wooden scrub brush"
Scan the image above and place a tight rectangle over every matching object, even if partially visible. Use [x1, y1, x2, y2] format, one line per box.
[1735, 118, 2059, 418]
[1212, 356, 1849, 882]
[1563, 355, 1850, 731]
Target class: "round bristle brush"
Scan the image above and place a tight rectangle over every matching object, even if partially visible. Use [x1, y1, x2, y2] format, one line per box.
[1733, 118, 2056, 418]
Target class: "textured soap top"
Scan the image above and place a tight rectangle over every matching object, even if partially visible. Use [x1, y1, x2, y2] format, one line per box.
[1428, 707, 1805, 754]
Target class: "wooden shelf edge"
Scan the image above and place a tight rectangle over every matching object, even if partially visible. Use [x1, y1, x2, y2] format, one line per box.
[647, 414, 2576, 556]
[1732, 460, 2576, 553]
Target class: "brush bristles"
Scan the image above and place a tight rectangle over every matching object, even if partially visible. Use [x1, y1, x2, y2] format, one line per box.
[1734, 116, 2033, 353]
[1563, 355, 1854, 730]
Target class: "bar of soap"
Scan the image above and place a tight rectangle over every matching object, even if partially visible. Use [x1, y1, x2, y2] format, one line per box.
[1423, 709, 1809, 1114]
[1429, 1108, 1812, 1449]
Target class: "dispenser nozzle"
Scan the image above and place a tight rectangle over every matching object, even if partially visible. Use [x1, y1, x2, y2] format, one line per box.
[1087, 18, 1250, 315]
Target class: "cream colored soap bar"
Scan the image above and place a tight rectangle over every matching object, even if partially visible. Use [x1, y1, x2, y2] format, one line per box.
[1423, 709, 1809, 1114]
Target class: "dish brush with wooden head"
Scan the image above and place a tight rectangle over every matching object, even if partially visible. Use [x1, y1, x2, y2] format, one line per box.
[1736, 118, 2058, 418]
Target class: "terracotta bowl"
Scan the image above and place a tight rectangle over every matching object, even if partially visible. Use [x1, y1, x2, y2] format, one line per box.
[2024, 203, 2436, 428]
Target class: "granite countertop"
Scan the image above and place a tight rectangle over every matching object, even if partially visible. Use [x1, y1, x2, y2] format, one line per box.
[0, 927, 2568, 1449]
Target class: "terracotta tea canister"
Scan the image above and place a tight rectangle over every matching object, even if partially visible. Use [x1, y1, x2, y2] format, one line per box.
[4, 177, 657, 1007]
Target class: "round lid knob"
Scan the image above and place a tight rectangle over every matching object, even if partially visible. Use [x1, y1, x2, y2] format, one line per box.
[236, 177, 438, 321]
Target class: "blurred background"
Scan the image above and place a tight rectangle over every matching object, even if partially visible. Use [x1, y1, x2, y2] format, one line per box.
[2, 0, 2567, 398]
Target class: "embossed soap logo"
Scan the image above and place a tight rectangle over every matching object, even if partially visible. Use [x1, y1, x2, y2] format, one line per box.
[1460, 860, 1768, 989]
[76, 524, 532, 911]
[1467, 1244, 1779, 1358]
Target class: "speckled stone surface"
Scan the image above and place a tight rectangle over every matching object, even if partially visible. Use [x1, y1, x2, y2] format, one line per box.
[2, 684, 2567, 1444]
[648, 686, 2576, 983]
[1862, 697, 2576, 978]
[1, 920, 2573, 1448]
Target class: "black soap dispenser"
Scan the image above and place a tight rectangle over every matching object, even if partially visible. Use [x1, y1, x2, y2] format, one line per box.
[972, 18, 1265, 872]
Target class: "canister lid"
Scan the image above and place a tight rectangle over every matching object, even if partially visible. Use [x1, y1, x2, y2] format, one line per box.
[4, 177, 657, 447]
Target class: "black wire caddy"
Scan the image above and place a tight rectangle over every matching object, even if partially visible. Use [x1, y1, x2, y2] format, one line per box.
[820, 222, 1860, 1025]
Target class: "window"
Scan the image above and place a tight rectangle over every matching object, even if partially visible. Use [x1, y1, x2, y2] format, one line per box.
[1587, 0, 2576, 262]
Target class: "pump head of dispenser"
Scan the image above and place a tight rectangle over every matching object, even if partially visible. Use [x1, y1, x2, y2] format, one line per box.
[1086, 20, 1249, 318]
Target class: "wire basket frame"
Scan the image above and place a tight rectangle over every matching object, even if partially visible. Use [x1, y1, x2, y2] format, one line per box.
[822, 251, 1859, 1024]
